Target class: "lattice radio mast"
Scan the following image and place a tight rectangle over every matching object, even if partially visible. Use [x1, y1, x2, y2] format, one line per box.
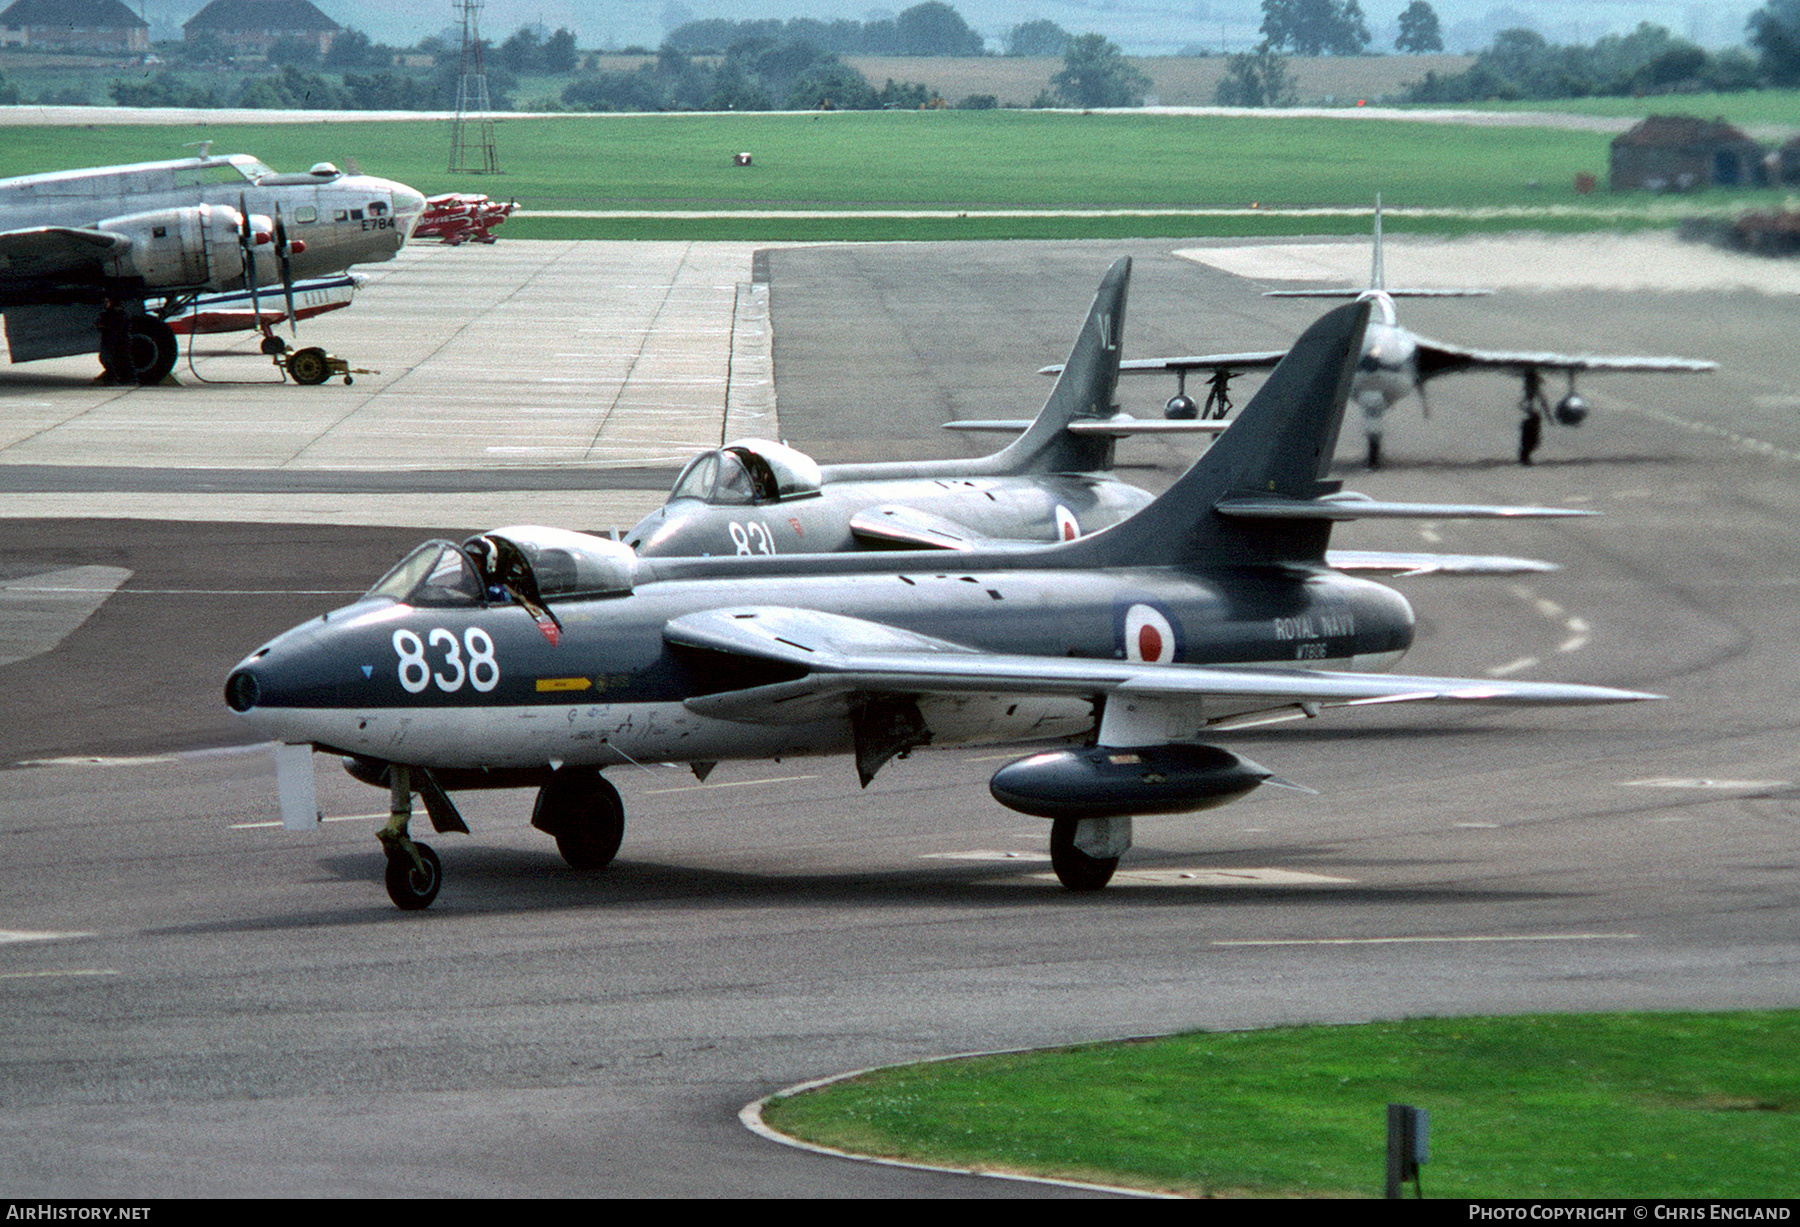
[449, 0, 500, 174]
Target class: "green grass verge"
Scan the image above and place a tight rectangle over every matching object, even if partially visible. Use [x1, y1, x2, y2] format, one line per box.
[761, 1012, 1800, 1198]
[6, 109, 1798, 243]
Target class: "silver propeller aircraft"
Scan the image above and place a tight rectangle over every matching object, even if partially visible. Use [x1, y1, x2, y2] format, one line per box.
[0, 149, 426, 384]
[1110, 202, 1716, 467]
[225, 293, 1657, 911]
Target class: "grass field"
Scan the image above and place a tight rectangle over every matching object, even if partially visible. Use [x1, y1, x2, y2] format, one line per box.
[761, 1012, 1800, 1198]
[5, 107, 1793, 242]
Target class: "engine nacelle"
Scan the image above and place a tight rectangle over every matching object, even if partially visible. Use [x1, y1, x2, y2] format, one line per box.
[96, 203, 249, 293]
[988, 743, 1271, 820]
[1553, 395, 1589, 427]
[1165, 393, 1199, 420]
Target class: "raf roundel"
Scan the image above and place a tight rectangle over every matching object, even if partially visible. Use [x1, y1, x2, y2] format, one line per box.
[1121, 602, 1179, 663]
[1054, 505, 1080, 541]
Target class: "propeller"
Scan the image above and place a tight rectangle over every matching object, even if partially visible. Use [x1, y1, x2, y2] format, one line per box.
[236, 192, 262, 330]
[273, 202, 298, 337]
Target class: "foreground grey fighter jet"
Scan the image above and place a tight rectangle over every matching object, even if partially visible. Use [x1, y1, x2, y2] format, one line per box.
[226, 294, 1656, 910]
[1108, 202, 1716, 467]
[625, 260, 1156, 558]
[0, 150, 426, 384]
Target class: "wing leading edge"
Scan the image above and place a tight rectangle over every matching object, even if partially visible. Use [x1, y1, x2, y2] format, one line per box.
[664, 606, 1658, 727]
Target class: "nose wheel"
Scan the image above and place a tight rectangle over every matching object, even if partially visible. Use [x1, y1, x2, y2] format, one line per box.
[383, 841, 441, 911]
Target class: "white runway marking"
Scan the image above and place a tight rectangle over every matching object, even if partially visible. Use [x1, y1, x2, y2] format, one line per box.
[1213, 933, 1636, 947]
[0, 929, 95, 944]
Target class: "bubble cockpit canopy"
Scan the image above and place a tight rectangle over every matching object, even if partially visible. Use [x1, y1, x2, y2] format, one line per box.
[667, 439, 822, 506]
[365, 526, 636, 607]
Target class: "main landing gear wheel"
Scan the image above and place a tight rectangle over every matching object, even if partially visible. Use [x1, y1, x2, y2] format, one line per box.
[1049, 817, 1119, 892]
[384, 841, 441, 911]
[532, 768, 625, 870]
[101, 316, 178, 385]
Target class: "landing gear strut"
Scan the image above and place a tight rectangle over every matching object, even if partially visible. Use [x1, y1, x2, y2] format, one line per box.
[1518, 368, 1549, 465]
[377, 765, 442, 910]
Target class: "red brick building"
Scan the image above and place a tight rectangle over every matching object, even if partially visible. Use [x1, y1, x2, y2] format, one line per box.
[182, 0, 341, 58]
[0, 0, 150, 53]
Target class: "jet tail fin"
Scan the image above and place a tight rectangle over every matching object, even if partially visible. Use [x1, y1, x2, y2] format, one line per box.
[969, 257, 1128, 476]
[1062, 300, 1370, 569]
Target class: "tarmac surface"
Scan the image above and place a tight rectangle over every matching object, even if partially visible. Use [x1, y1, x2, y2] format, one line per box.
[2, 236, 1798, 1197]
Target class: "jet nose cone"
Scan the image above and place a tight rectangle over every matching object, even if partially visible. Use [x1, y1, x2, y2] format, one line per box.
[225, 665, 260, 713]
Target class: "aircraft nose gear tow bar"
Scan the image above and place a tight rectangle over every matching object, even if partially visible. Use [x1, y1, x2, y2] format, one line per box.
[261, 334, 368, 386]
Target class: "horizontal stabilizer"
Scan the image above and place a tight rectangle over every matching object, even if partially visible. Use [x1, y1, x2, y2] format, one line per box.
[943, 416, 1228, 436]
[1044, 351, 1286, 377]
[1215, 492, 1593, 521]
[1326, 549, 1558, 575]
[1266, 288, 1491, 299]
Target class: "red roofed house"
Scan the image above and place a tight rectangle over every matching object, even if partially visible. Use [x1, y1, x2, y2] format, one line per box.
[183, 0, 341, 58]
[0, 0, 149, 53]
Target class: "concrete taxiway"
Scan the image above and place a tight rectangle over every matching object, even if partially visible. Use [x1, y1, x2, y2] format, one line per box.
[2, 236, 1798, 1197]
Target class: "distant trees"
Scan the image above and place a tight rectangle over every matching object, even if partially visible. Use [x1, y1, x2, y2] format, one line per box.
[1006, 20, 1070, 57]
[1748, 0, 1800, 85]
[1403, 22, 1758, 102]
[497, 26, 580, 73]
[1394, 2, 1443, 54]
[1258, 0, 1370, 57]
[1214, 45, 1297, 106]
[666, 3, 987, 57]
[895, 2, 984, 55]
[1050, 34, 1151, 106]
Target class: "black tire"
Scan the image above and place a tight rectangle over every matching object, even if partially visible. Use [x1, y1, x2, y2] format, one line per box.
[1049, 818, 1118, 892]
[1519, 414, 1542, 465]
[532, 768, 625, 870]
[288, 346, 330, 385]
[384, 842, 441, 911]
[117, 316, 177, 385]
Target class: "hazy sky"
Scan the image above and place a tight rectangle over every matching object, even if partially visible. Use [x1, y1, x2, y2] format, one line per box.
[144, 2, 1761, 55]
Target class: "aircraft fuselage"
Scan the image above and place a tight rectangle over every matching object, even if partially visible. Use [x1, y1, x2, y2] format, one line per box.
[629, 473, 1153, 556]
[0, 154, 425, 306]
[228, 546, 1416, 773]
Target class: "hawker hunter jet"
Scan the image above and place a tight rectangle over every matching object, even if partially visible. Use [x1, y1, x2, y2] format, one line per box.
[633, 259, 1566, 577]
[0, 149, 425, 384]
[1109, 201, 1716, 467]
[226, 292, 1656, 911]
[625, 260, 1155, 558]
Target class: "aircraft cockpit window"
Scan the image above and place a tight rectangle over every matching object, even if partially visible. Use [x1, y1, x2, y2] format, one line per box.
[722, 439, 822, 500]
[465, 526, 636, 600]
[365, 541, 483, 607]
[670, 453, 718, 502]
[670, 444, 823, 505]
[369, 201, 389, 217]
[710, 452, 755, 505]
